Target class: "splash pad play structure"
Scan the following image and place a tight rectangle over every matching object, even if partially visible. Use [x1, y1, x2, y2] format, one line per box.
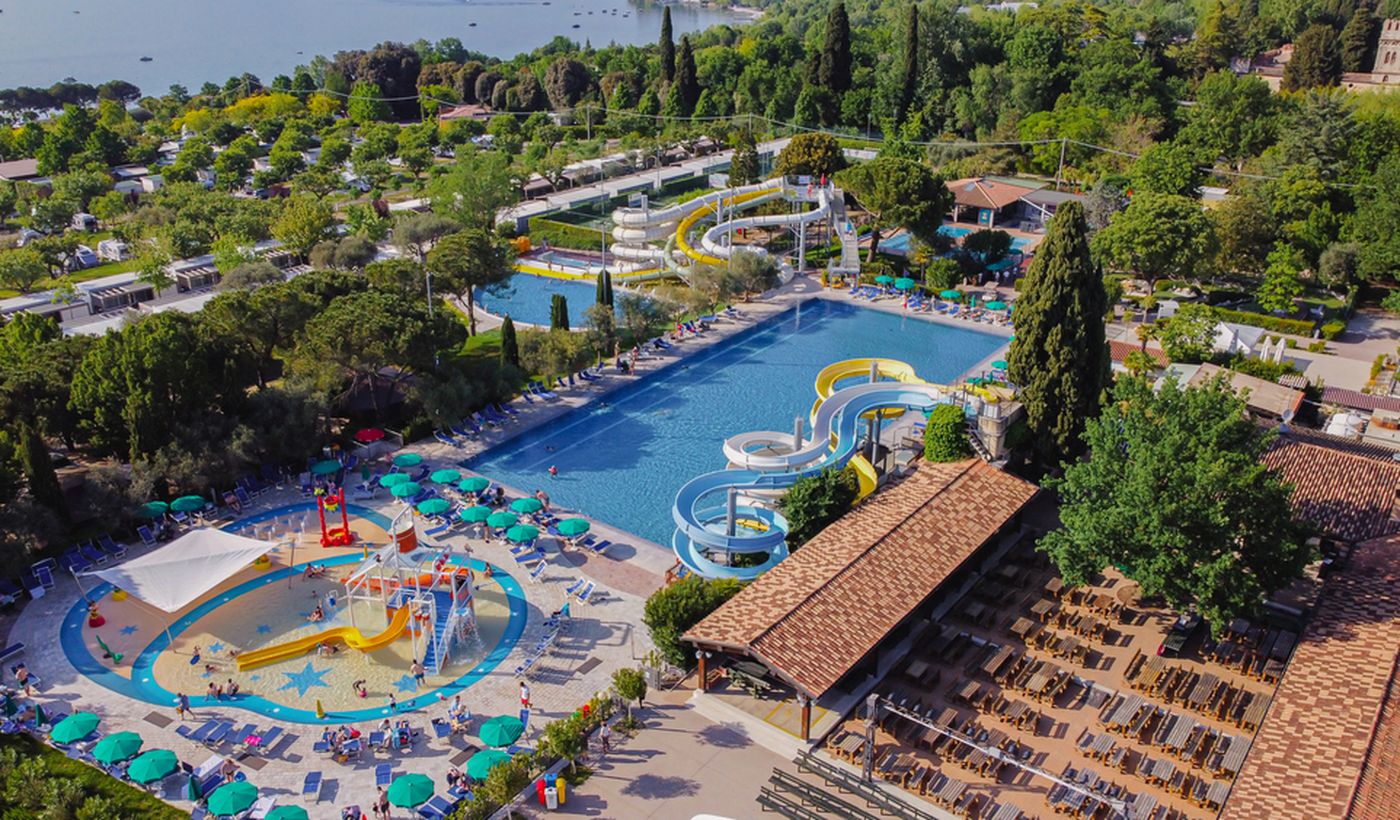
[60, 503, 527, 723]
[603, 176, 861, 280]
[671, 359, 1004, 580]
[317, 487, 354, 547]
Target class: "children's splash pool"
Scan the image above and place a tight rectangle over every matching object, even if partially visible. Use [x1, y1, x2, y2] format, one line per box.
[475, 273, 607, 328]
[62, 504, 529, 723]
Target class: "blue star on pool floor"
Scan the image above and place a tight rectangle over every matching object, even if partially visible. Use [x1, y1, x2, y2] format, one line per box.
[207, 641, 225, 654]
[392, 673, 419, 693]
[256, 624, 272, 634]
[277, 662, 332, 697]
[119, 625, 138, 635]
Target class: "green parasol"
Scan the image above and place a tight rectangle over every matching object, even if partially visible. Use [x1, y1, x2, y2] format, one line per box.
[170, 495, 207, 513]
[310, 459, 342, 476]
[92, 731, 143, 764]
[874, 274, 894, 285]
[505, 525, 539, 544]
[510, 497, 543, 514]
[387, 773, 435, 808]
[992, 360, 1008, 370]
[379, 473, 410, 488]
[417, 498, 451, 516]
[460, 505, 494, 523]
[466, 749, 513, 780]
[894, 277, 916, 291]
[49, 712, 100, 744]
[556, 518, 590, 537]
[206, 781, 258, 817]
[392, 453, 424, 468]
[127, 749, 179, 784]
[939, 289, 963, 300]
[478, 715, 525, 747]
[985, 300, 1008, 310]
[458, 476, 490, 493]
[390, 481, 423, 498]
[430, 469, 462, 485]
[265, 807, 310, 820]
[487, 511, 519, 529]
[135, 501, 169, 519]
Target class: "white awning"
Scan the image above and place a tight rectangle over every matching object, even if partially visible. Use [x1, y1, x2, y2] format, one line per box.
[86, 528, 276, 613]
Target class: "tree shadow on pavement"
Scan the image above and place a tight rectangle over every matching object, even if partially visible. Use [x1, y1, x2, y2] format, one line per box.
[619, 773, 701, 799]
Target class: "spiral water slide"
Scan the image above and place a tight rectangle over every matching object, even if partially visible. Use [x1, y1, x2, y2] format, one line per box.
[671, 359, 960, 581]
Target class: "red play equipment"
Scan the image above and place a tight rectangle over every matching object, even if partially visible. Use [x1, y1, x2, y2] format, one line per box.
[318, 487, 354, 547]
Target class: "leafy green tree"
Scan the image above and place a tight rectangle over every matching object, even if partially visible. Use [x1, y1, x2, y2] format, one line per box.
[659, 6, 676, 84]
[924, 258, 961, 291]
[642, 575, 743, 668]
[214, 135, 257, 190]
[729, 250, 780, 295]
[1210, 190, 1276, 276]
[135, 248, 174, 296]
[30, 196, 79, 236]
[835, 157, 950, 259]
[426, 227, 514, 335]
[543, 58, 591, 110]
[1129, 142, 1206, 198]
[1340, 9, 1377, 73]
[309, 236, 377, 270]
[347, 81, 391, 124]
[612, 667, 647, 717]
[550, 293, 570, 331]
[1094, 193, 1217, 290]
[427, 150, 517, 230]
[777, 466, 858, 549]
[774, 132, 847, 178]
[819, 1, 853, 94]
[1007, 202, 1110, 463]
[1039, 375, 1310, 633]
[1157, 302, 1218, 362]
[541, 712, 588, 773]
[0, 249, 47, 293]
[1316, 242, 1359, 288]
[394, 212, 460, 262]
[271, 195, 335, 259]
[1282, 24, 1342, 91]
[1352, 154, 1400, 282]
[1256, 244, 1305, 313]
[923, 404, 971, 462]
[728, 128, 759, 187]
[51, 170, 112, 211]
[218, 260, 284, 291]
[1083, 181, 1128, 231]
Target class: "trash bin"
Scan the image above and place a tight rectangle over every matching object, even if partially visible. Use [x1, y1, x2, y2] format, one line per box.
[557, 778, 566, 804]
[545, 787, 559, 810]
[535, 778, 547, 805]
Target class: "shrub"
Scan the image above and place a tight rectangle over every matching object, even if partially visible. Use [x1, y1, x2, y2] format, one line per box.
[1319, 320, 1345, 340]
[526, 217, 604, 252]
[776, 466, 859, 548]
[1307, 340, 1327, 353]
[1220, 353, 1299, 381]
[1213, 306, 1315, 337]
[642, 576, 744, 667]
[924, 404, 971, 462]
[611, 667, 647, 716]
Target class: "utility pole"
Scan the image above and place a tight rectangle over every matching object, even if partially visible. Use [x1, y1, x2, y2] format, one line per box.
[1055, 137, 1068, 191]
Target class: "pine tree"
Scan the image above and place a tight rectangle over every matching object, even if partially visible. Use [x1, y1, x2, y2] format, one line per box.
[1340, 8, 1377, 73]
[898, 5, 919, 122]
[676, 36, 700, 115]
[499, 314, 519, 369]
[550, 293, 570, 331]
[595, 270, 614, 306]
[1004, 202, 1110, 463]
[659, 6, 676, 84]
[820, 2, 853, 94]
[1282, 24, 1342, 91]
[728, 128, 760, 186]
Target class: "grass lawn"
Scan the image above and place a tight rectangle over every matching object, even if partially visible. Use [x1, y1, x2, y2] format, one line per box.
[0, 734, 187, 819]
[0, 259, 141, 299]
[461, 328, 503, 361]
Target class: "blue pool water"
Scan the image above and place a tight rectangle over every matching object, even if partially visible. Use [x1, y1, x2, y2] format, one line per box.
[881, 228, 1034, 256]
[476, 274, 603, 327]
[466, 300, 1005, 546]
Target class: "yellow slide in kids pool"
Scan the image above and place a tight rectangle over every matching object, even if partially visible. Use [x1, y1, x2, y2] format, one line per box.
[235, 605, 412, 671]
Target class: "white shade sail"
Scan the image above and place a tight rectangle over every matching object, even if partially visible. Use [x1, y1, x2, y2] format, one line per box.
[86, 528, 276, 612]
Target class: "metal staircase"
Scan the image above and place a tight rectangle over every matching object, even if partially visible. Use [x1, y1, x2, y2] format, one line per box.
[420, 589, 454, 673]
[827, 190, 861, 275]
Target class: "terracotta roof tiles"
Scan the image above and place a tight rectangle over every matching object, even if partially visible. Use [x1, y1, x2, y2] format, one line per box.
[1222, 535, 1400, 819]
[1261, 435, 1400, 543]
[685, 459, 1038, 697]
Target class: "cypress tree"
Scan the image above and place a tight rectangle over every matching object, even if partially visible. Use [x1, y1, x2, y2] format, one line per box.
[19, 421, 68, 522]
[676, 36, 700, 115]
[595, 270, 614, 307]
[1282, 24, 1342, 90]
[1340, 8, 1376, 73]
[729, 128, 760, 186]
[499, 314, 519, 369]
[659, 6, 676, 84]
[820, 2, 853, 94]
[1004, 202, 1110, 464]
[898, 5, 919, 122]
[550, 293, 570, 331]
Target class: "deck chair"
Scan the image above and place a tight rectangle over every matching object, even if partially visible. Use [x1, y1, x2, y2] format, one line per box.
[97, 533, 126, 559]
[301, 771, 323, 802]
[374, 763, 392, 787]
[575, 580, 597, 604]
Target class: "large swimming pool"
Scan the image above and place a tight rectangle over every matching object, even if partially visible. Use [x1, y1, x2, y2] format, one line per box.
[476, 273, 602, 327]
[466, 299, 1005, 546]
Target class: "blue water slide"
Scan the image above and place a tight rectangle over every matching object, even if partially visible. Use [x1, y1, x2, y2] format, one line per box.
[671, 382, 957, 580]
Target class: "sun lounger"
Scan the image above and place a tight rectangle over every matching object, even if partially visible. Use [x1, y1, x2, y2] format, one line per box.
[512, 550, 546, 565]
[564, 578, 586, 597]
[434, 430, 458, 447]
[374, 763, 392, 787]
[62, 550, 91, 573]
[532, 382, 559, 400]
[204, 720, 235, 746]
[471, 412, 496, 430]
[578, 369, 600, 382]
[311, 740, 332, 755]
[526, 562, 546, 583]
[183, 719, 220, 743]
[483, 406, 509, 425]
[495, 402, 519, 418]
[519, 390, 536, 405]
[575, 580, 597, 604]
[97, 533, 127, 559]
[586, 539, 611, 555]
[409, 465, 430, 482]
[302, 771, 322, 801]
[460, 416, 482, 435]
[79, 543, 108, 566]
[417, 795, 455, 818]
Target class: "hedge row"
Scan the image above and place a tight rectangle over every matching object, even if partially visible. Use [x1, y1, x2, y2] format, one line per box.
[526, 217, 607, 252]
[1212, 307, 1316, 338]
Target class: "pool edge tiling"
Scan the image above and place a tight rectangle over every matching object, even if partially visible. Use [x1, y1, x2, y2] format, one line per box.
[61, 503, 530, 724]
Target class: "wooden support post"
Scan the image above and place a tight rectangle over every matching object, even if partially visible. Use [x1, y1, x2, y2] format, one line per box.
[800, 695, 812, 741]
[697, 651, 710, 692]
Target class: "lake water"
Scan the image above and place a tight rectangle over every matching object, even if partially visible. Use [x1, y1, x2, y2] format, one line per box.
[0, 0, 744, 92]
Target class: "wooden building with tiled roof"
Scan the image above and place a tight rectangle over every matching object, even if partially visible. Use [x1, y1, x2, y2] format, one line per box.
[684, 459, 1039, 739]
[1221, 532, 1400, 819]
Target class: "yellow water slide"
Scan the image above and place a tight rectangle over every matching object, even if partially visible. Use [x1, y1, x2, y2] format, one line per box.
[235, 605, 413, 671]
[810, 358, 932, 501]
[674, 188, 777, 266]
